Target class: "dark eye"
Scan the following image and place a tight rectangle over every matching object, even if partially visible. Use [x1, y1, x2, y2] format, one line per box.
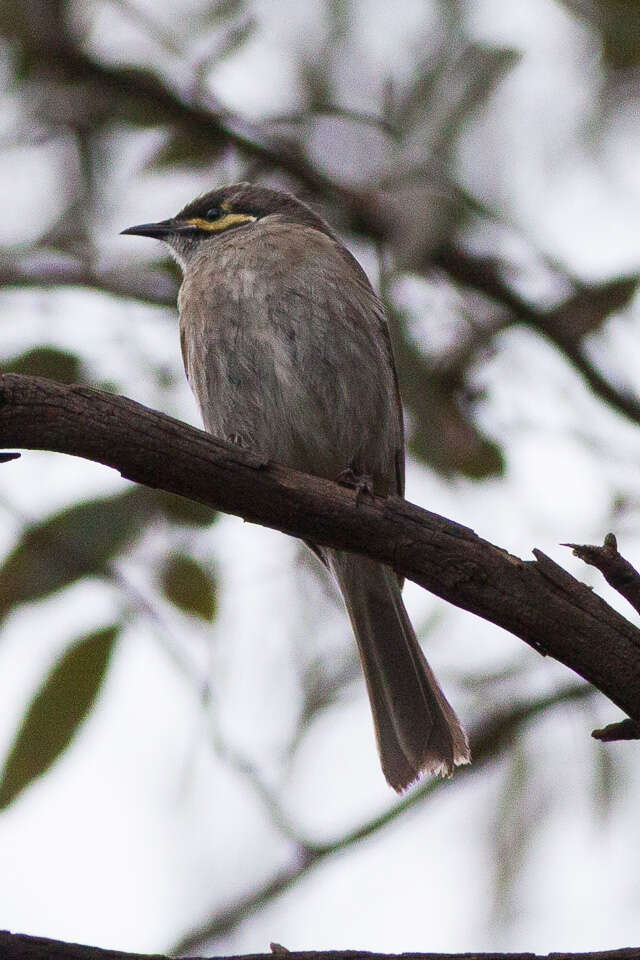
[205, 206, 222, 220]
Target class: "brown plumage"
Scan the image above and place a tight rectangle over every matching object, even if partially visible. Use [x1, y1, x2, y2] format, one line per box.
[122, 182, 469, 791]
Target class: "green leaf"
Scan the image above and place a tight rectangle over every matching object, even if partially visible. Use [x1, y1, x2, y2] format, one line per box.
[1, 347, 83, 384]
[151, 128, 227, 169]
[543, 275, 640, 345]
[0, 488, 154, 623]
[206, 0, 248, 25]
[557, 0, 640, 71]
[152, 489, 217, 527]
[395, 42, 520, 149]
[160, 554, 217, 620]
[0, 624, 120, 809]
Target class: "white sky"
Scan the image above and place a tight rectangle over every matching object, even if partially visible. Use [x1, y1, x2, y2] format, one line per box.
[1, 0, 639, 955]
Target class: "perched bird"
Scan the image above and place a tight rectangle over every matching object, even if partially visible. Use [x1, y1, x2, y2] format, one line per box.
[122, 182, 469, 791]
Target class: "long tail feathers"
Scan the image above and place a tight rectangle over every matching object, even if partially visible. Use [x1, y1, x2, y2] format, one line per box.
[328, 550, 470, 793]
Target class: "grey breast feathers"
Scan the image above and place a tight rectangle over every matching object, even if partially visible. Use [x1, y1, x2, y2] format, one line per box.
[178, 218, 404, 495]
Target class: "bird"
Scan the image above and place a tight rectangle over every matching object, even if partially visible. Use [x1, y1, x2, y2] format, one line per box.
[122, 182, 469, 792]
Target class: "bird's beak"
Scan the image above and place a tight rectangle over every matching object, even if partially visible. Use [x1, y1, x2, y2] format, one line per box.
[121, 218, 177, 239]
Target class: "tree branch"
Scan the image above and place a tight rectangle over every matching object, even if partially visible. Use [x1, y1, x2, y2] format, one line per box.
[0, 256, 177, 307]
[0, 931, 638, 960]
[565, 533, 640, 618]
[562, 534, 640, 743]
[1, 373, 639, 725]
[433, 249, 640, 428]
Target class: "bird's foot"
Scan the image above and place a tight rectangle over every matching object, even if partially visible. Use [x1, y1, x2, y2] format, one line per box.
[226, 432, 269, 468]
[336, 467, 375, 504]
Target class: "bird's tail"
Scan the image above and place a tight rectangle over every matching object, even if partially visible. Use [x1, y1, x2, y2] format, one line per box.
[327, 550, 470, 792]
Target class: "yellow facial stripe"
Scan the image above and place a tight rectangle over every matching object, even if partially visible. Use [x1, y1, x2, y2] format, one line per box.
[185, 213, 257, 232]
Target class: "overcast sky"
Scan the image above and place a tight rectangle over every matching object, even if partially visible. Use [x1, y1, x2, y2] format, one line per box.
[1, 0, 639, 955]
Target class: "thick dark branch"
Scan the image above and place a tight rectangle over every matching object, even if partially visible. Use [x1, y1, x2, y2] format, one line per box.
[1, 373, 639, 725]
[0, 929, 167, 960]
[563, 534, 640, 743]
[0, 931, 638, 960]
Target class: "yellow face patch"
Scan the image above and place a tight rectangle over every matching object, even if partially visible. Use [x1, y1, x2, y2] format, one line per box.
[184, 212, 257, 232]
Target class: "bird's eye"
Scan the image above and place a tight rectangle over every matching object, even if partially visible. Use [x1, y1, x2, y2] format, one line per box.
[205, 206, 222, 220]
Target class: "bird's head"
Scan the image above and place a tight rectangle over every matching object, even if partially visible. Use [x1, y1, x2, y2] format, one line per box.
[121, 182, 334, 269]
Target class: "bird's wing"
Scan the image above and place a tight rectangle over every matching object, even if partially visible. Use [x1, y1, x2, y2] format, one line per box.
[334, 242, 406, 499]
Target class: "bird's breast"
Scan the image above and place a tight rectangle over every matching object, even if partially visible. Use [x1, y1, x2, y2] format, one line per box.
[178, 225, 401, 488]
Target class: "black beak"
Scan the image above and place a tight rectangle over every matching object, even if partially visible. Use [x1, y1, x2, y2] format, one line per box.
[120, 218, 176, 239]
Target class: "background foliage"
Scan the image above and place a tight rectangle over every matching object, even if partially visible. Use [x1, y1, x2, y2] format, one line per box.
[0, 0, 639, 955]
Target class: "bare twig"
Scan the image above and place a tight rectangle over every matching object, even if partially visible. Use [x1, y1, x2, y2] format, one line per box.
[592, 718, 640, 742]
[564, 533, 640, 619]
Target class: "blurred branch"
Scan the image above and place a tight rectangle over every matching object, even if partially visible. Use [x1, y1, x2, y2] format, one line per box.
[208, 727, 309, 848]
[270, 106, 397, 136]
[2, 374, 640, 728]
[434, 248, 640, 426]
[0, 256, 177, 306]
[105, 0, 186, 58]
[174, 684, 592, 953]
[30, 43, 340, 200]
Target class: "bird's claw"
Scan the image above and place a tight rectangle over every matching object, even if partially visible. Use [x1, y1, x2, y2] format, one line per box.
[336, 467, 374, 504]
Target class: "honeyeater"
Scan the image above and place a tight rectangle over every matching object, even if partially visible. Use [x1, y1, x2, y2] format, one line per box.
[123, 182, 469, 791]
